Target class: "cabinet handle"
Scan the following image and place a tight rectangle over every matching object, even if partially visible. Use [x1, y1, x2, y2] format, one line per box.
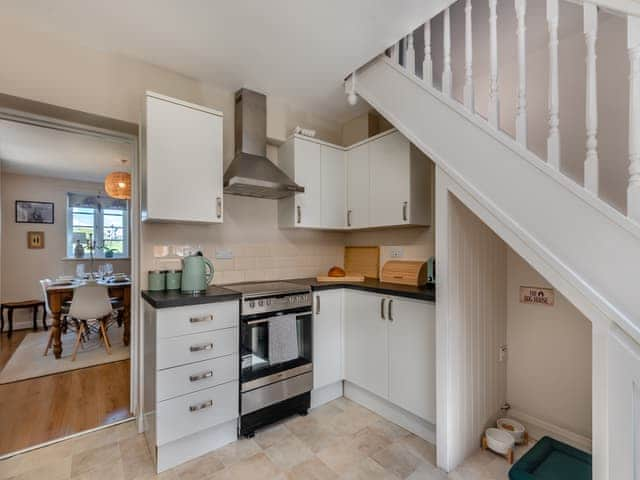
[347, 210, 352, 227]
[189, 399, 214, 412]
[190, 343, 213, 352]
[297, 205, 301, 224]
[388, 299, 394, 322]
[380, 298, 386, 320]
[189, 370, 214, 382]
[216, 197, 222, 219]
[402, 201, 408, 221]
[315, 295, 320, 315]
[189, 314, 214, 323]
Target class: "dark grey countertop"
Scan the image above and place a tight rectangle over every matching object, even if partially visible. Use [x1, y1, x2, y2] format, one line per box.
[291, 277, 436, 302]
[141, 286, 241, 309]
[142, 277, 435, 308]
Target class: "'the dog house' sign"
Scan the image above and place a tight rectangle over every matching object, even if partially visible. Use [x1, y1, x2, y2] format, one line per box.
[519, 286, 555, 306]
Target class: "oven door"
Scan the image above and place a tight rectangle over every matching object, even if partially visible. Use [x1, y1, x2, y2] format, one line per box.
[240, 308, 312, 389]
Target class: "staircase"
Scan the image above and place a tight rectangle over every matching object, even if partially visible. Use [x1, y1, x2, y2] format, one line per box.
[349, 0, 640, 341]
[347, 0, 640, 476]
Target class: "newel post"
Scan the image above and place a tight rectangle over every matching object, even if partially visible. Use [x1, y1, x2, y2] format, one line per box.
[628, 15, 640, 221]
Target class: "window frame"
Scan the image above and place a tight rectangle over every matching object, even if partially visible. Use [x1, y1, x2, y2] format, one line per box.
[66, 194, 130, 259]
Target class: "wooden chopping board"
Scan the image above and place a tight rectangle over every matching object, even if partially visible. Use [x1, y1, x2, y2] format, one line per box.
[316, 274, 366, 282]
[344, 246, 380, 279]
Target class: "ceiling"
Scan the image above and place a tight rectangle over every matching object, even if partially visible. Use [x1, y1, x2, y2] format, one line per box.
[0, 119, 134, 182]
[0, 0, 445, 124]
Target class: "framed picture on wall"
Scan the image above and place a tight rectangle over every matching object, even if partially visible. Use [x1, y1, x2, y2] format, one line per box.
[15, 200, 54, 224]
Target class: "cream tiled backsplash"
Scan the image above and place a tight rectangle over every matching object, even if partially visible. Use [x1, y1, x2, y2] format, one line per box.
[153, 243, 344, 285]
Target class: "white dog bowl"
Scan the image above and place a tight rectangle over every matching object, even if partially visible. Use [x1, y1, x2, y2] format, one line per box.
[497, 418, 526, 444]
[485, 427, 515, 456]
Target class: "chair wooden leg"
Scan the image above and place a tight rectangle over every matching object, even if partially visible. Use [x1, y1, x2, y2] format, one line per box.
[42, 306, 48, 331]
[100, 320, 111, 354]
[71, 323, 85, 361]
[7, 308, 13, 338]
[43, 329, 54, 356]
[32, 306, 38, 331]
[1, 306, 4, 334]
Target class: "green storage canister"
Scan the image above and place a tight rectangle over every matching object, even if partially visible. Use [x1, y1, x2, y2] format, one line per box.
[165, 270, 182, 290]
[148, 270, 167, 291]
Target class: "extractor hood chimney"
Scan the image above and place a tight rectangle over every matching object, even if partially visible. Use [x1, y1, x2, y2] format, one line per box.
[223, 88, 304, 199]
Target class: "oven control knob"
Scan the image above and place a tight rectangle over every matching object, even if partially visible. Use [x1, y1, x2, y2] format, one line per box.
[258, 300, 264, 307]
[249, 301, 255, 308]
[266, 299, 272, 306]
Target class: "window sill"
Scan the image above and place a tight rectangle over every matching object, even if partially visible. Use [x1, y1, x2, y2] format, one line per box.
[61, 257, 131, 261]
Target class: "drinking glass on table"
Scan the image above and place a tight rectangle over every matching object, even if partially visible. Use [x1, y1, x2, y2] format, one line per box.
[76, 263, 85, 279]
[105, 263, 113, 277]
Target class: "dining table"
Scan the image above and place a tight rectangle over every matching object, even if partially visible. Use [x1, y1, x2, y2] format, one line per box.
[46, 279, 131, 359]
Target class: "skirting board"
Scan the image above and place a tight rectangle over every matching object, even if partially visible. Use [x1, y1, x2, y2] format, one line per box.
[311, 381, 343, 409]
[344, 381, 436, 444]
[509, 408, 592, 453]
[156, 419, 237, 472]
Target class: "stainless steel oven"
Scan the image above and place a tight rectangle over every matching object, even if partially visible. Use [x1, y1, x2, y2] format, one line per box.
[226, 281, 313, 437]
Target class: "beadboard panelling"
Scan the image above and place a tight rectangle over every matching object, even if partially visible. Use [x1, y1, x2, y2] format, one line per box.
[436, 169, 507, 470]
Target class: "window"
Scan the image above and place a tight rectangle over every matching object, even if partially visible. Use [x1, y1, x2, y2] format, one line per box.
[66, 193, 129, 258]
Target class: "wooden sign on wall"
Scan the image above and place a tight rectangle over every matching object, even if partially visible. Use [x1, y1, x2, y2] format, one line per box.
[27, 231, 45, 249]
[519, 286, 554, 306]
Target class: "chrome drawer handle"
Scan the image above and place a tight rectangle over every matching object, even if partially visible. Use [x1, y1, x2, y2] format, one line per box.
[402, 201, 408, 221]
[190, 343, 213, 352]
[189, 314, 214, 323]
[216, 197, 222, 219]
[388, 299, 394, 322]
[189, 370, 213, 382]
[189, 400, 213, 412]
[380, 298, 386, 320]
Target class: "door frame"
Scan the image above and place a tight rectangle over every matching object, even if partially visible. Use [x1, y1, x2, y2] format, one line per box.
[0, 107, 141, 457]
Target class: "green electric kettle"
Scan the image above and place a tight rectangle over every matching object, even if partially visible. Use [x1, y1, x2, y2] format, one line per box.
[181, 252, 214, 294]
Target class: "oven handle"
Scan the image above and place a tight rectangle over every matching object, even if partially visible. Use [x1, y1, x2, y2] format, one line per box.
[246, 318, 270, 326]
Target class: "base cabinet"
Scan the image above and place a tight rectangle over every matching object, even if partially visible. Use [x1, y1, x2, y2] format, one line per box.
[343, 290, 435, 422]
[313, 290, 343, 389]
[143, 301, 239, 472]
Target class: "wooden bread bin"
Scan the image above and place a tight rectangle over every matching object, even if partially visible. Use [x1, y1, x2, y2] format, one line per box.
[381, 260, 428, 286]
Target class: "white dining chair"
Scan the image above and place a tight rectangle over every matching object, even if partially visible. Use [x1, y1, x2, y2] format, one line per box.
[68, 282, 114, 361]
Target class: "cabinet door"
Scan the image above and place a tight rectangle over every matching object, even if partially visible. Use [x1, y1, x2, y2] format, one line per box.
[346, 143, 370, 228]
[369, 132, 410, 227]
[388, 297, 435, 422]
[344, 291, 388, 399]
[321, 146, 346, 228]
[145, 95, 223, 223]
[313, 290, 343, 389]
[294, 139, 322, 227]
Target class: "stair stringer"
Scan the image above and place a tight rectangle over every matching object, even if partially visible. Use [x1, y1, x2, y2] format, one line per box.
[355, 55, 640, 342]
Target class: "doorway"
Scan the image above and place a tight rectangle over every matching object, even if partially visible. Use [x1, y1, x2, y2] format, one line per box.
[0, 106, 139, 457]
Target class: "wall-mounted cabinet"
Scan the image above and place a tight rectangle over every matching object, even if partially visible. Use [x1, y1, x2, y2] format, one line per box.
[278, 129, 430, 231]
[142, 92, 224, 223]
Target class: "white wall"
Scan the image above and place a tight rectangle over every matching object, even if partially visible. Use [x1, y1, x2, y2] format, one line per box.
[506, 247, 593, 440]
[1, 173, 131, 327]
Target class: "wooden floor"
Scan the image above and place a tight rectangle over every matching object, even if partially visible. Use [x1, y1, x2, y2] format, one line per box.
[0, 329, 131, 455]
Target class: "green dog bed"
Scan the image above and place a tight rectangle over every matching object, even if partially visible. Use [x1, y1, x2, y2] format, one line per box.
[509, 436, 591, 480]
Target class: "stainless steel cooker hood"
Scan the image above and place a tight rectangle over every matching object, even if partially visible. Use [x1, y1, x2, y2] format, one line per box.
[223, 88, 304, 199]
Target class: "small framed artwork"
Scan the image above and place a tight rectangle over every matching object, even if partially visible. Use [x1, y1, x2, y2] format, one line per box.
[15, 201, 54, 224]
[27, 231, 45, 249]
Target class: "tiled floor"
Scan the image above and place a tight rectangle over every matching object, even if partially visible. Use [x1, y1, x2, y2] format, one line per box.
[0, 397, 533, 480]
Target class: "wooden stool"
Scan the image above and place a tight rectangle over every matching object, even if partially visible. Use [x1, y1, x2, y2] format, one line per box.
[1, 300, 46, 338]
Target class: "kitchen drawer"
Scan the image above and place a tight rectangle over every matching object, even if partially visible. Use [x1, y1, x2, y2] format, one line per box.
[157, 354, 238, 402]
[156, 301, 239, 339]
[157, 328, 237, 370]
[157, 380, 238, 445]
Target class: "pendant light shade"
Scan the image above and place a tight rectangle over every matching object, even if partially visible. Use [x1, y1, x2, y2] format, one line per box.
[105, 160, 131, 199]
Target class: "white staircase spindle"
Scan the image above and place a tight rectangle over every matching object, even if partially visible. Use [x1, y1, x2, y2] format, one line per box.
[584, 3, 599, 195]
[443, 7, 453, 97]
[406, 32, 416, 76]
[488, 0, 500, 128]
[546, 0, 560, 169]
[515, 0, 527, 146]
[423, 20, 433, 86]
[391, 41, 400, 65]
[464, 0, 475, 111]
[628, 15, 640, 221]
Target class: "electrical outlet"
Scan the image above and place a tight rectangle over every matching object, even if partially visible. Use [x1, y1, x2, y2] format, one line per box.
[390, 248, 403, 258]
[215, 249, 233, 260]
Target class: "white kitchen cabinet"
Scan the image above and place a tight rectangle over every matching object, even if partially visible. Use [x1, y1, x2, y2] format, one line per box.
[313, 290, 343, 389]
[142, 91, 224, 223]
[388, 297, 436, 422]
[321, 145, 347, 228]
[278, 136, 323, 228]
[346, 143, 370, 228]
[344, 290, 389, 399]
